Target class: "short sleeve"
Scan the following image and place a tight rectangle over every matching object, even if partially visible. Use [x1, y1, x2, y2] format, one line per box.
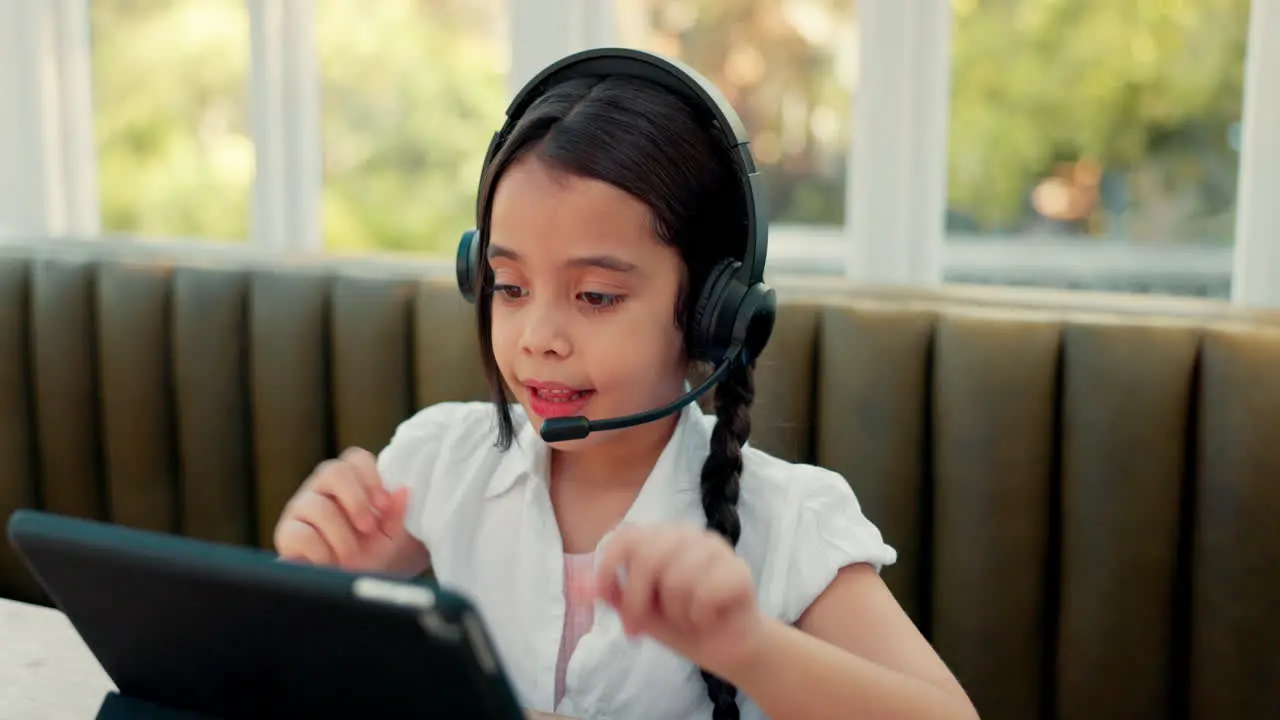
[375, 401, 481, 545]
[778, 469, 898, 624]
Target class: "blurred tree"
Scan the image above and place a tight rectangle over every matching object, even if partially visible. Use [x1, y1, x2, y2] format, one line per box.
[90, 0, 1251, 251]
[618, 0, 857, 226]
[624, 0, 1249, 243]
[948, 0, 1250, 243]
[92, 0, 252, 241]
[91, 0, 506, 253]
[316, 0, 507, 254]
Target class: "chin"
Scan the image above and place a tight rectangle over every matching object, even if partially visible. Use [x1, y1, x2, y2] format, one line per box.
[519, 400, 592, 448]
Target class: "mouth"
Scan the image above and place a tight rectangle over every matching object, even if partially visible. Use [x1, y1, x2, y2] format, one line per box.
[529, 387, 593, 401]
[523, 381, 596, 419]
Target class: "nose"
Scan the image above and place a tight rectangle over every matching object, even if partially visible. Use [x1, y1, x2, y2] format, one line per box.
[518, 298, 572, 358]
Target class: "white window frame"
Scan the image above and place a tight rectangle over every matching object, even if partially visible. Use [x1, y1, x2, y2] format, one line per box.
[507, 0, 614, 99]
[246, 0, 322, 252]
[3, 0, 1278, 308]
[1230, 0, 1280, 308]
[843, 0, 953, 286]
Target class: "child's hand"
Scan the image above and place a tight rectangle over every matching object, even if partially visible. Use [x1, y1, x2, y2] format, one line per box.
[592, 523, 767, 677]
[273, 447, 413, 572]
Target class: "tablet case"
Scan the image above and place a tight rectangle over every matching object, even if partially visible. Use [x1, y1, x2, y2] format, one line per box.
[8, 509, 527, 720]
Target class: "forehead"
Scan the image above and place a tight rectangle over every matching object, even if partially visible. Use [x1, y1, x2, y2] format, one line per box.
[487, 154, 667, 264]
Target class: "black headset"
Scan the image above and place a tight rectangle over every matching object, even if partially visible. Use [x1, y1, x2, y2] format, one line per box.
[455, 48, 777, 442]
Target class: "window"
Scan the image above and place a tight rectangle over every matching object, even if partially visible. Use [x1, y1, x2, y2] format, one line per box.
[947, 0, 1250, 246]
[316, 0, 509, 256]
[617, 0, 858, 227]
[91, 0, 252, 241]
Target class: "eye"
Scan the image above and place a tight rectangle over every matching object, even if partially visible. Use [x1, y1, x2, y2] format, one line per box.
[491, 284, 527, 301]
[579, 291, 624, 309]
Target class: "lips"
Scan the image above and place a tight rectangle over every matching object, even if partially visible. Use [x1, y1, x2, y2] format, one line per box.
[523, 380, 595, 419]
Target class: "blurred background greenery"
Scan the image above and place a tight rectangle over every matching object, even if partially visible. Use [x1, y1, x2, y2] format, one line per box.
[90, 0, 1249, 255]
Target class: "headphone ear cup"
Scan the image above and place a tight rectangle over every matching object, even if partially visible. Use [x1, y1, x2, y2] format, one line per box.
[456, 229, 481, 303]
[735, 282, 777, 364]
[689, 259, 741, 364]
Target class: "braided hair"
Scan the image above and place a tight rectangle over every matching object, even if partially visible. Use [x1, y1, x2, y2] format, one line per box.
[697, 358, 755, 719]
[473, 74, 752, 720]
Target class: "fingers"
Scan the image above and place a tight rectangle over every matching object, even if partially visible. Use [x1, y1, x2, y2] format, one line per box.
[687, 557, 749, 629]
[380, 485, 411, 537]
[274, 518, 336, 566]
[616, 532, 681, 634]
[274, 447, 415, 571]
[304, 447, 398, 535]
[597, 524, 708, 636]
[336, 447, 408, 536]
[339, 447, 387, 507]
[658, 541, 721, 631]
[592, 526, 765, 675]
[313, 457, 376, 534]
[285, 490, 362, 563]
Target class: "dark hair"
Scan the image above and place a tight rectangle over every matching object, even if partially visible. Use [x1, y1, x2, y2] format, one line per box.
[473, 76, 754, 719]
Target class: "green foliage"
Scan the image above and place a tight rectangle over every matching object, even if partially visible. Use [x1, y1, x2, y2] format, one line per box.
[618, 0, 858, 225]
[90, 0, 1251, 251]
[948, 0, 1250, 241]
[92, 0, 505, 253]
[316, 0, 507, 254]
[92, 0, 252, 241]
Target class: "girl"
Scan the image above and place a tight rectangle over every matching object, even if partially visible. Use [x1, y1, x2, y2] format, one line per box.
[274, 57, 977, 720]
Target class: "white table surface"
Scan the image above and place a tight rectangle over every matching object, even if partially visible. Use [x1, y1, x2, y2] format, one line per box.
[0, 596, 117, 719]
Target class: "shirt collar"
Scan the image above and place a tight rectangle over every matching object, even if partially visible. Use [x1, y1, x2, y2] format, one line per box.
[485, 406, 548, 499]
[485, 402, 713, 527]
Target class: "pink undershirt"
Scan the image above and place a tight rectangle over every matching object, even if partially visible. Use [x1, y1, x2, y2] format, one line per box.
[554, 552, 597, 708]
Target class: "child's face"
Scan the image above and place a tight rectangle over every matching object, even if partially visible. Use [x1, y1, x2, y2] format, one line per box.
[486, 154, 689, 449]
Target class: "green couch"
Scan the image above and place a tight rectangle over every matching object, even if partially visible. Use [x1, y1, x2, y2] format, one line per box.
[2, 237, 1278, 720]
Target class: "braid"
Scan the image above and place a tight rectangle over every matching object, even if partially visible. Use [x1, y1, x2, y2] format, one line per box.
[698, 358, 755, 720]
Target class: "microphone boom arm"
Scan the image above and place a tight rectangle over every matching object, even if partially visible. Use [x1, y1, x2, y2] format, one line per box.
[539, 342, 745, 443]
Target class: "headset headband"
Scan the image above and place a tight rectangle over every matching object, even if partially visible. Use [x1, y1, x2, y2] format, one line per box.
[478, 47, 768, 287]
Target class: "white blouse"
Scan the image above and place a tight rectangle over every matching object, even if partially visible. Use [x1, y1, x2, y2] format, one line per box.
[377, 400, 897, 720]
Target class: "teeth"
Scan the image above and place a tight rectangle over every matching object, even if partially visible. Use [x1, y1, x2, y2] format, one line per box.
[533, 388, 588, 401]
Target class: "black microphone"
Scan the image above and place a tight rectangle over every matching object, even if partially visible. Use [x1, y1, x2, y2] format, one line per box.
[539, 343, 744, 443]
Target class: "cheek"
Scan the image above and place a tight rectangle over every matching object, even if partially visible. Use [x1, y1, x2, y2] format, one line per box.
[590, 306, 686, 388]
[489, 308, 520, 377]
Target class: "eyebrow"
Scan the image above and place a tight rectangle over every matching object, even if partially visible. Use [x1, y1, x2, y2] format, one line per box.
[487, 243, 638, 273]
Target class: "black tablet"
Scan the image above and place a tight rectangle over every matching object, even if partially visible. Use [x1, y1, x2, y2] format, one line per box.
[6, 509, 526, 720]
